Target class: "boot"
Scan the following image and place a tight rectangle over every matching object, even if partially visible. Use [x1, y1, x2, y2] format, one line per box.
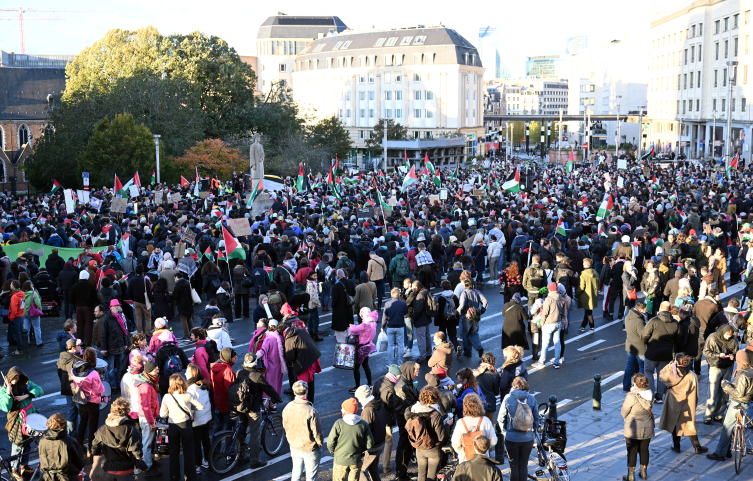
[690, 436, 708, 454]
[622, 467, 635, 481]
[639, 465, 648, 480]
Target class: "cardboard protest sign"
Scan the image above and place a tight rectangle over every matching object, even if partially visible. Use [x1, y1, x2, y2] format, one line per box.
[110, 197, 128, 213]
[228, 218, 252, 237]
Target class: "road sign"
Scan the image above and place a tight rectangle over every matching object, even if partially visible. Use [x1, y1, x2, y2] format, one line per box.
[582, 142, 588, 149]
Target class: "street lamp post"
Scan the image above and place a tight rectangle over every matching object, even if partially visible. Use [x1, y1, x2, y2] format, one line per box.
[726, 61, 738, 170]
[712, 110, 717, 158]
[616, 96, 622, 152]
[638, 106, 646, 155]
[153, 135, 161, 184]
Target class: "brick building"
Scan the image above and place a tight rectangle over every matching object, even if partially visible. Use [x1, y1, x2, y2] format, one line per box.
[0, 51, 71, 193]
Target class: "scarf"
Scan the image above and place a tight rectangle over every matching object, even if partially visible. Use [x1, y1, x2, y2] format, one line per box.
[501, 356, 520, 370]
[385, 372, 399, 383]
[187, 375, 205, 387]
[630, 386, 654, 401]
[113, 311, 129, 338]
[476, 362, 498, 375]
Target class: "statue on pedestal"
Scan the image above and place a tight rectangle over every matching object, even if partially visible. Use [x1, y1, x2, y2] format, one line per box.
[250, 133, 265, 184]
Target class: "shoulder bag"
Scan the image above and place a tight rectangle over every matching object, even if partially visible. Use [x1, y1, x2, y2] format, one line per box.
[144, 278, 152, 311]
[28, 291, 42, 317]
[169, 393, 193, 424]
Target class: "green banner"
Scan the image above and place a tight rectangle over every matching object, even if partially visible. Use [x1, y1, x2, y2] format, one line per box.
[3, 242, 109, 266]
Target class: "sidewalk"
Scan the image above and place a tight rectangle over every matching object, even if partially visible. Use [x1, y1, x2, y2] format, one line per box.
[505, 363, 753, 481]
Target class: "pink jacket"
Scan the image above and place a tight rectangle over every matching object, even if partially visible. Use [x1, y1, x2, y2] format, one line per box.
[350, 313, 377, 364]
[191, 340, 212, 381]
[149, 329, 178, 355]
[70, 366, 105, 404]
[132, 375, 160, 425]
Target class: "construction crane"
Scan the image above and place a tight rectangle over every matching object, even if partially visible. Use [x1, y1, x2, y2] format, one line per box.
[0, 7, 104, 54]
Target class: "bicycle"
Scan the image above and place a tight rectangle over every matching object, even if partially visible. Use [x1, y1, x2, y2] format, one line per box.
[731, 404, 753, 474]
[528, 403, 569, 481]
[208, 398, 285, 475]
[436, 446, 458, 480]
[0, 435, 43, 481]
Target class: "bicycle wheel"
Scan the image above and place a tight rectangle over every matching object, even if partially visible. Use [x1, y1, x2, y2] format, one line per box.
[549, 452, 569, 481]
[209, 431, 240, 475]
[262, 415, 286, 456]
[734, 423, 744, 474]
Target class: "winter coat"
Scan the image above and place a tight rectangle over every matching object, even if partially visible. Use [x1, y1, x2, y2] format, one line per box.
[44, 253, 66, 279]
[354, 281, 377, 313]
[58, 267, 79, 292]
[703, 324, 738, 369]
[69, 280, 98, 308]
[540, 292, 566, 326]
[56, 351, 80, 397]
[434, 291, 459, 328]
[39, 427, 86, 481]
[283, 326, 321, 377]
[154, 343, 190, 394]
[283, 397, 323, 453]
[693, 298, 722, 335]
[405, 403, 446, 451]
[394, 361, 419, 421]
[452, 454, 503, 481]
[361, 398, 388, 448]
[641, 311, 681, 362]
[234, 366, 283, 413]
[476, 366, 501, 413]
[658, 364, 699, 436]
[428, 342, 454, 372]
[331, 279, 356, 332]
[210, 361, 236, 414]
[159, 390, 204, 425]
[723, 367, 753, 403]
[412, 288, 433, 328]
[70, 361, 105, 404]
[624, 308, 647, 356]
[100, 311, 128, 355]
[233, 266, 252, 295]
[502, 301, 530, 349]
[187, 380, 213, 427]
[91, 414, 144, 472]
[450, 414, 496, 463]
[499, 361, 528, 398]
[678, 315, 701, 357]
[172, 278, 194, 317]
[498, 388, 539, 443]
[621, 388, 655, 440]
[576, 268, 599, 310]
[327, 414, 374, 466]
[456, 386, 486, 418]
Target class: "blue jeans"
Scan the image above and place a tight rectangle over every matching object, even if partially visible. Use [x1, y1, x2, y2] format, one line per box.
[404, 317, 414, 350]
[714, 401, 751, 456]
[476, 268, 486, 285]
[308, 308, 320, 335]
[212, 411, 236, 439]
[291, 447, 321, 481]
[321, 287, 331, 309]
[706, 365, 734, 420]
[538, 322, 561, 364]
[462, 317, 482, 352]
[386, 327, 405, 363]
[65, 395, 79, 435]
[623, 353, 646, 391]
[106, 352, 125, 388]
[23, 315, 41, 346]
[139, 417, 155, 469]
[8, 317, 23, 349]
[10, 442, 28, 471]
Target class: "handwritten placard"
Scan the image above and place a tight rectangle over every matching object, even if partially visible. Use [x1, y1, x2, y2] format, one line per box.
[110, 197, 128, 214]
[473, 189, 486, 198]
[228, 217, 252, 237]
[182, 229, 197, 245]
[154, 191, 163, 204]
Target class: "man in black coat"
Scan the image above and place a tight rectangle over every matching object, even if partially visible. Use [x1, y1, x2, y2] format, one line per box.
[100, 301, 129, 389]
[453, 435, 503, 481]
[641, 302, 681, 403]
[623, 302, 647, 392]
[354, 384, 389, 481]
[283, 326, 321, 402]
[38, 413, 86, 480]
[45, 249, 66, 279]
[126, 265, 154, 335]
[172, 272, 195, 340]
[154, 338, 191, 398]
[92, 397, 151, 474]
[394, 361, 419, 481]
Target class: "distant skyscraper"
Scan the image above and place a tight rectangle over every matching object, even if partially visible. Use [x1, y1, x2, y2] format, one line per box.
[566, 35, 589, 55]
[478, 26, 510, 78]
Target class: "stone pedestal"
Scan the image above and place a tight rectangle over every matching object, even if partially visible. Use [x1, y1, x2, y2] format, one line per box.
[250, 191, 273, 218]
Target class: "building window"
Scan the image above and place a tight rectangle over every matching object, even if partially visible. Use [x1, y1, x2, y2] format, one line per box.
[745, 65, 749, 84]
[369, 109, 374, 118]
[426, 91, 433, 100]
[339, 109, 343, 118]
[414, 109, 421, 118]
[341, 41, 352, 49]
[732, 99, 736, 111]
[400, 36, 413, 46]
[735, 37, 738, 56]
[279, 63, 287, 72]
[725, 17, 729, 31]
[326, 58, 333, 68]
[696, 99, 700, 111]
[684, 74, 687, 89]
[385, 37, 398, 46]
[690, 72, 694, 88]
[18, 124, 29, 146]
[698, 71, 701, 88]
[384, 55, 393, 66]
[743, 98, 747, 111]
[725, 40, 729, 58]
[684, 49, 688, 64]
[413, 73, 421, 82]
[714, 69, 718, 87]
[715, 42, 719, 60]
[682, 100, 686, 114]
[698, 45, 702, 61]
[396, 91, 402, 100]
[359, 74, 366, 83]
[360, 92, 365, 101]
[396, 109, 402, 118]
[374, 38, 386, 47]
[715, 20, 720, 34]
[359, 130, 364, 139]
[426, 110, 433, 118]
[734, 13, 739, 28]
[386, 109, 392, 118]
[384, 73, 391, 83]
[414, 91, 421, 100]
[713, 99, 717, 111]
[385, 91, 392, 101]
[347, 109, 351, 118]
[699, 23, 703, 35]
[692, 25, 696, 37]
[360, 109, 365, 118]
[724, 68, 728, 86]
[722, 98, 726, 111]
[413, 36, 427, 45]
[369, 91, 375, 101]
[395, 74, 402, 83]
[368, 74, 375, 84]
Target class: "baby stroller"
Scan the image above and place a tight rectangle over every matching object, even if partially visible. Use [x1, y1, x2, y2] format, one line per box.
[35, 271, 60, 317]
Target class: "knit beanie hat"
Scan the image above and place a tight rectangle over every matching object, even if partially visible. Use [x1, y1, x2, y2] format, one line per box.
[548, 282, 558, 292]
[341, 398, 358, 415]
[220, 347, 236, 363]
[143, 361, 158, 375]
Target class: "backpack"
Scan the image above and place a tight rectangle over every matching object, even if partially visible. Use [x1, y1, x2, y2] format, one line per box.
[528, 267, 545, 289]
[425, 294, 439, 317]
[316, 264, 332, 289]
[344, 258, 355, 275]
[395, 256, 410, 278]
[162, 351, 184, 380]
[227, 375, 255, 414]
[268, 292, 283, 319]
[510, 399, 534, 432]
[405, 413, 437, 449]
[204, 339, 220, 365]
[442, 295, 458, 321]
[460, 418, 483, 460]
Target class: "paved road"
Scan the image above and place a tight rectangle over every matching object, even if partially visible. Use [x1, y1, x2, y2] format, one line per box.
[1, 272, 745, 481]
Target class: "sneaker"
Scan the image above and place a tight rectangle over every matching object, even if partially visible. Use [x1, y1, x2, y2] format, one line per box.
[10, 350, 21, 356]
[590, 328, 595, 332]
[144, 468, 162, 478]
[553, 363, 561, 369]
[531, 362, 545, 369]
[578, 327, 586, 333]
[403, 352, 413, 359]
[655, 398, 663, 405]
[196, 467, 202, 474]
[201, 461, 209, 469]
[348, 386, 358, 393]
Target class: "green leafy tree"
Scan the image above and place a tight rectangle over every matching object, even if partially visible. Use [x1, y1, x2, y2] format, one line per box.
[309, 115, 352, 161]
[365, 118, 408, 156]
[78, 113, 156, 187]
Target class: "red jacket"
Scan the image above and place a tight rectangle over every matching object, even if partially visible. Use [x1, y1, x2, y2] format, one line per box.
[191, 340, 211, 381]
[211, 361, 236, 413]
[132, 375, 159, 425]
[9, 290, 25, 321]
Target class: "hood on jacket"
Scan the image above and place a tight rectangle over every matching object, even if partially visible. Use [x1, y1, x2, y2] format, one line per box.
[510, 388, 530, 402]
[105, 414, 132, 428]
[400, 361, 417, 382]
[342, 413, 362, 425]
[42, 428, 68, 441]
[410, 403, 435, 414]
[656, 311, 674, 323]
[71, 361, 95, 378]
[717, 323, 737, 343]
[7, 366, 28, 385]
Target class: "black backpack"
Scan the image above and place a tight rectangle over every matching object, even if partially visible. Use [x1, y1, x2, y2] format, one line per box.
[204, 339, 220, 364]
[227, 374, 256, 414]
[442, 295, 458, 321]
[162, 351, 184, 380]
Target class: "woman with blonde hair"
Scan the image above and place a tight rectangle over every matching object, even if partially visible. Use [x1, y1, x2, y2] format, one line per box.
[160, 373, 204, 479]
[451, 393, 497, 463]
[186, 364, 212, 471]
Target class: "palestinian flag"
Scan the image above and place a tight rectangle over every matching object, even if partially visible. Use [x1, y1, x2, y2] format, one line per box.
[343, 173, 363, 185]
[296, 164, 305, 191]
[114, 175, 123, 196]
[555, 217, 567, 237]
[246, 179, 263, 208]
[728, 152, 739, 179]
[217, 250, 226, 263]
[596, 194, 613, 220]
[194, 167, 200, 197]
[598, 223, 607, 237]
[669, 191, 678, 201]
[402, 165, 419, 189]
[651, 175, 659, 190]
[424, 153, 435, 175]
[133, 172, 141, 188]
[567, 150, 574, 173]
[117, 175, 137, 198]
[117, 233, 131, 257]
[640, 145, 655, 161]
[328, 165, 342, 201]
[502, 168, 521, 193]
[211, 209, 224, 221]
[202, 246, 213, 263]
[334, 155, 339, 171]
[151, 169, 156, 186]
[433, 170, 441, 188]
[50, 179, 62, 196]
[222, 225, 246, 260]
[180, 176, 189, 187]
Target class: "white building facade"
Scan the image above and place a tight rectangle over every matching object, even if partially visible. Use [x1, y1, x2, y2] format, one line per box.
[647, 0, 752, 159]
[292, 26, 485, 168]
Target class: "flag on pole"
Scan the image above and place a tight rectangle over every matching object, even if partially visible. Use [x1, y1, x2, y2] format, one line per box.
[211, 209, 224, 221]
[334, 155, 338, 171]
[502, 168, 521, 193]
[180, 176, 189, 187]
[133, 172, 141, 188]
[432, 170, 441, 188]
[596, 194, 613, 220]
[194, 167, 200, 197]
[222, 225, 246, 260]
[728, 152, 739, 179]
[151, 169, 156, 186]
[567, 150, 574, 173]
[246, 179, 263, 208]
[202, 246, 213, 263]
[296, 164, 304, 191]
[343, 173, 363, 185]
[114, 175, 123, 196]
[50, 179, 62, 196]
[402, 165, 419, 189]
[117, 233, 131, 258]
[424, 153, 435, 175]
[555, 217, 567, 237]
[598, 223, 607, 237]
[117, 175, 137, 198]
[640, 144, 655, 161]
[328, 165, 342, 201]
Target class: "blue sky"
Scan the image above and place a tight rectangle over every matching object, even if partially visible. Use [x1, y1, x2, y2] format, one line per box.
[0, 0, 651, 77]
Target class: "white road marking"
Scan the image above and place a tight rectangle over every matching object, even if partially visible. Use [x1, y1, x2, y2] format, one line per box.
[601, 371, 625, 385]
[556, 398, 573, 407]
[41, 359, 57, 365]
[577, 339, 606, 351]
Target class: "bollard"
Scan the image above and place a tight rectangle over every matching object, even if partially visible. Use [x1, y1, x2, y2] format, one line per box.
[593, 374, 602, 410]
[548, 395, 558, 421]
